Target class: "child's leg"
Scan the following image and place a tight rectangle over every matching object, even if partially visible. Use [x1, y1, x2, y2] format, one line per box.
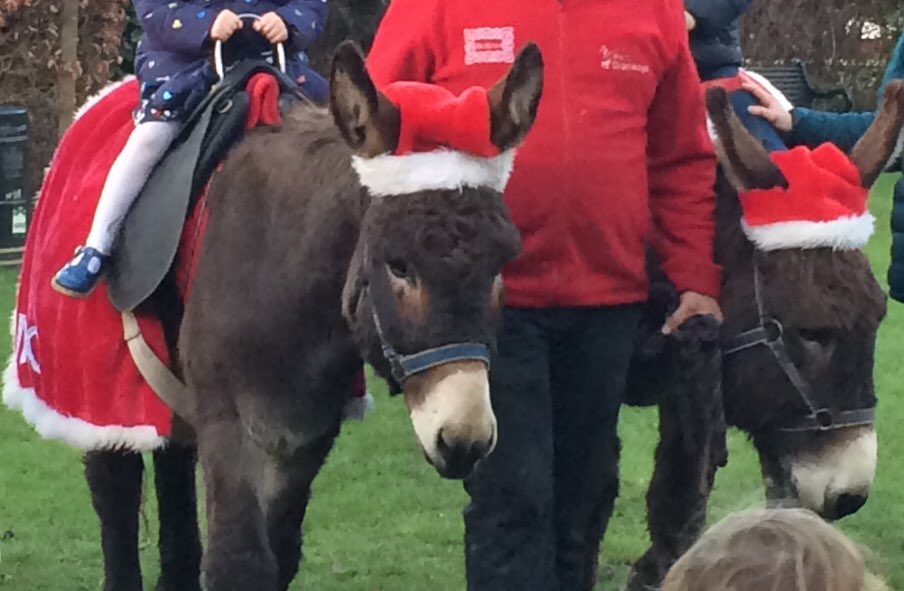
[85, 120, 181, 254]
[729, 90, 788, 153]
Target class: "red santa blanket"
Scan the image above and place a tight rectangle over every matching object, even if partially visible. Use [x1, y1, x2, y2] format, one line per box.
[3, 76, 369, 452]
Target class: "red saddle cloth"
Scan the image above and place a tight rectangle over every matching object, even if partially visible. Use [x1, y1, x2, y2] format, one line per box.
[3, 76, 367, 452]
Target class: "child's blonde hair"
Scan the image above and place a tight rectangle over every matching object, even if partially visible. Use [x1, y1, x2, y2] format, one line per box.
[662, 508, 865, 591]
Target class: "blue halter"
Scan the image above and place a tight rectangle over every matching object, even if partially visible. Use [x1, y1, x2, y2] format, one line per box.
[361, 244, 491, 384]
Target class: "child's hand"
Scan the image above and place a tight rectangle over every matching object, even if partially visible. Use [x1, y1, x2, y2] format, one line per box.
[254, 12, 289, 44]
[211, 10, 243, 42]
[742, 80, 793, 132]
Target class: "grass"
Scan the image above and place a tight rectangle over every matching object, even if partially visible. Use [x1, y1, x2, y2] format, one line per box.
[1, 176, 903, 590]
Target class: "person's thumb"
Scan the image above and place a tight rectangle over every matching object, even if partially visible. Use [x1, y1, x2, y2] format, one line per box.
[662, 308, 686, 335]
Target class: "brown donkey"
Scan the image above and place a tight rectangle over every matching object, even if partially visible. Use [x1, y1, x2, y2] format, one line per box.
[624, 82, 904, 589]
[142, 42, 542, 591]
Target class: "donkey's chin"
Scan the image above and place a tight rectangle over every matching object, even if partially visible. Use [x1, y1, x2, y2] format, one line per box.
[788, 426, 877, 520]
[403, 361, 497, 480]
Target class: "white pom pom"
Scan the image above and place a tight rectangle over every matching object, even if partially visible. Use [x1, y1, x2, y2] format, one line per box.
[343, 391, 374, 422]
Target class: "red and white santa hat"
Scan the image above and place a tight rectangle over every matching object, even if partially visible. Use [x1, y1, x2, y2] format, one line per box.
[739, 143, 873, 251]
[351, 81, 515, 197]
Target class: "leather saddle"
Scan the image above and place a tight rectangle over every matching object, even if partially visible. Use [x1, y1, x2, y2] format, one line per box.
[106, 60, 309, 312]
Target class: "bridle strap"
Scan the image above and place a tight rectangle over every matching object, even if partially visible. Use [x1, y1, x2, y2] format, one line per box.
[722, 325, 770, 355]
[781, 408, 876, 433]
[369, 297, 490, 383]
[722, 260, 874, 432]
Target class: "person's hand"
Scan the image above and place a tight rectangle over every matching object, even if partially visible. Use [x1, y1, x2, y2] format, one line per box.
[685, 10, 696, 31]
[742, 80, 793, 133]
[211, 10, 243, 42]
[254, 12, 289, 44]
[663, 292, 723, 335]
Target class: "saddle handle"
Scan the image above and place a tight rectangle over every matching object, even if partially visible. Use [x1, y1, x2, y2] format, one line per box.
[213, 13, 287, 81]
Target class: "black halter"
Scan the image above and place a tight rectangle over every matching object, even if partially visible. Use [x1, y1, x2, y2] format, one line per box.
[722, 261, 875, 433]
[360, 245, 491, 385]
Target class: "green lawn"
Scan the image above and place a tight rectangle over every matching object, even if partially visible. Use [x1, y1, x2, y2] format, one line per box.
[1, 177, 903, 590]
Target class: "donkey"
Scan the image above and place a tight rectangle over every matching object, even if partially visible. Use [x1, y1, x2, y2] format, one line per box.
[624, 82, 904, 589]
[83, 42, 543, 591]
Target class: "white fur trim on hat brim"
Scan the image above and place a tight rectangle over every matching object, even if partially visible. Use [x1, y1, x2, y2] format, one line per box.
[2, 354, 167, 452]
[351, 149, 516, 197]
[742, 212, 875, 251]
[73, 76, 137, 123]
[740, 69, 795, 113]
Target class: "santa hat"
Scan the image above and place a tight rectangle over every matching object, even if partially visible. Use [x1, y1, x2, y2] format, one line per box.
[351, 82, 515, 197]
[739, 144, 873, 251]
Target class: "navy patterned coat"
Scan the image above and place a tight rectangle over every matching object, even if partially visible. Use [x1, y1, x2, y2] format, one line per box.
[133, 0, 329, 117]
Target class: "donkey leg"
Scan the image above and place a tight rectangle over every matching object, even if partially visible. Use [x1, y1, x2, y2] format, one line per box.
[153, 441, 202, 591]
[260, 429, 339, 591]
[626, 405, 713, 589]
[199, 419, 278, 591]
[626, 324, 726, 590]
[84, 451, 144, 591]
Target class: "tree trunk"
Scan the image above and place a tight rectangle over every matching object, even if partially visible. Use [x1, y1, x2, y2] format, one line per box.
[57, 0, 80, 136]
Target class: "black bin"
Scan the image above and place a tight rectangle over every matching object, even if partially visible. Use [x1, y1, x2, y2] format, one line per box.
[0, 106, 29, 265]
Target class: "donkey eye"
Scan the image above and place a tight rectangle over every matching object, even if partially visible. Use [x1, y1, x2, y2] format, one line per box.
[385, 260, 410, 280]
[798, 328, 835, 346]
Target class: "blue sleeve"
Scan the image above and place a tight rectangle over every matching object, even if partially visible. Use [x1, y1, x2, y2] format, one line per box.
[788, 108, 875, 151]
[276, 1, 329, 53]
[788, 34, 904, 150]
[133, 0, 218, 56]
[684, 0, 751, 32]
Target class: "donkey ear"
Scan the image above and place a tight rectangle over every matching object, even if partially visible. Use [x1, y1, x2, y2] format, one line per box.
[488, 43, 544, 152]
[706, 87, 788, 191]
[330, 41, 400, 156]
[850, 80, 904, 188]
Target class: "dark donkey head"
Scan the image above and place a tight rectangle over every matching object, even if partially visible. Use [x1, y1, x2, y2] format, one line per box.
[708, 82, 904, 519]
[330, 42, 543, 478]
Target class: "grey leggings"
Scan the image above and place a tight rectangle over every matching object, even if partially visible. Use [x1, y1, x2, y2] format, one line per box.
[85, 120, 180, 254]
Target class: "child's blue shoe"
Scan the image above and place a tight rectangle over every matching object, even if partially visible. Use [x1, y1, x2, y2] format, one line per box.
[52, 246, 108, 298]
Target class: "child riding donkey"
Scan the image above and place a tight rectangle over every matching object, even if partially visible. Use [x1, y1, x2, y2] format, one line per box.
[685, 0, 788, 151]
[52, 0, 329, 297]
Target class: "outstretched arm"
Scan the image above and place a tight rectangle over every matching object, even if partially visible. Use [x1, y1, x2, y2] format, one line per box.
[742, 79, 875, 151]
[747, 34, 904, 150]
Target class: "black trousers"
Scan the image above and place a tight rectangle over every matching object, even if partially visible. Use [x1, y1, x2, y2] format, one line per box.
[464, 306, 641, 591]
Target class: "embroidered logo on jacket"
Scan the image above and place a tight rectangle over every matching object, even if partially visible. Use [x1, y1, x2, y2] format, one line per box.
[599, 45, 651, 74]
[464, 27, 515, 65]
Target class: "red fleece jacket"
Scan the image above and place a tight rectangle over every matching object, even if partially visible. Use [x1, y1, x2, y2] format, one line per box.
[366, 0, 720, 307]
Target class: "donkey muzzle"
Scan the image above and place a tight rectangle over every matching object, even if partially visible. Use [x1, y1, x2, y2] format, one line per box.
[404, 360, 497, 479]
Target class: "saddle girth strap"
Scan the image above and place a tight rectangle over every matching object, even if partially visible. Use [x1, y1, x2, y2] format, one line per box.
[121, 312, 192, 421]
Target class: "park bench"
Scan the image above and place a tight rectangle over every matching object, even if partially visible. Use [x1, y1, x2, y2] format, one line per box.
[754, 60, 853, 112]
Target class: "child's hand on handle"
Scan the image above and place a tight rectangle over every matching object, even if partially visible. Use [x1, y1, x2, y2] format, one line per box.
[211, 9, 243, 42]
[254, 13, 289, 44]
